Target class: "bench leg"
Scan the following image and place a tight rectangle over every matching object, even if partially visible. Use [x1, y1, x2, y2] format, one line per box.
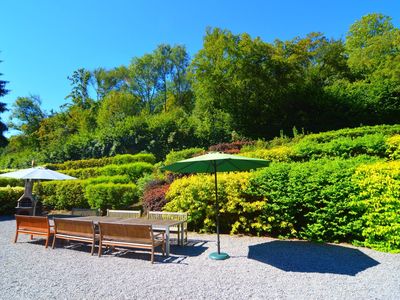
[90, 240, 95, 256]
[30, 234, 33, 240]
[45, 236, 49, 248]
[98, 240, 102, 257]
[14, 231, 19, 243]
[52, 235, 57, 249]
[151, 247, 154, 264]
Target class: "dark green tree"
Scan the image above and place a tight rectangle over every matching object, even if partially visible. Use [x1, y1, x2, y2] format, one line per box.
[0, 59, 9, 147]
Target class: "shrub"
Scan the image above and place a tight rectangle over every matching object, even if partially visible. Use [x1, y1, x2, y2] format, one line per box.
[100, 162, 154, 181]
[46, 153, 156, 170]
[86, 175, 131, 185]
[164, 148, 204, 165]
[386, 135, 400, 160]
[142, 184, 170, 212]
[240, 146, 296, 162]
[350, 161, 400, 253]
[35, 180, 88, 210]
[209, 141, 253, 154]
[0, 187, 24, 215]
[247, 156, 381, 242]
[0, 177, 24, 187]
[165, 172, 265, 234]
[62, 167, 100, 179]
[112, 153, 156, 165]
[85, 183, 137, 211]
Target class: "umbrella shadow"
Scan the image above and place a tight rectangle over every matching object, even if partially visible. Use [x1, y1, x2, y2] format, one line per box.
[248, 240, 379, 276]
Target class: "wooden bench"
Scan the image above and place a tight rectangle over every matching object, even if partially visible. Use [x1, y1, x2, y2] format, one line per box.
[52, 219, 97, 255]
[148, 211, 188, 244]
[14, 215, 53, 248]
[106, 209, 141, 218]
[98, 222, 165, 263]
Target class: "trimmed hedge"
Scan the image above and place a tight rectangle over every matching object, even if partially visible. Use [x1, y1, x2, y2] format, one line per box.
[85, 183, 137, 211]
[0, 187, 24, 215]
[350, 161, 400, 253]
[386, 135, 400, 160]
[164, 148, 204, 165]
[0, 178, 24, 187]
[46, 153, 156, 170]
[86, 175, 131, 185]
[62, 162, 154, 180]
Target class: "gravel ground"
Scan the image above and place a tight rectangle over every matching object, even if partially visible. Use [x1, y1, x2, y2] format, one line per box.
[1, 216, 399, 300]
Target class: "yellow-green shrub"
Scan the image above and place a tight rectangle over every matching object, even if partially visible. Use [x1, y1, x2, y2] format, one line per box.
[350, 161, 400, 253]
[241, 146, 295, 162]
[0, 177, 24, 187]
[0, 187, 24, 215]
[165, 172, 266, 234]
[386, 135, 400, 160]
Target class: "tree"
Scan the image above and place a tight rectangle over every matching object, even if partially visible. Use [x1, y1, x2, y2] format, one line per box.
[0, 58, 9, 147]
[8, 95, 46, 135]
[66, 68, 93, 108]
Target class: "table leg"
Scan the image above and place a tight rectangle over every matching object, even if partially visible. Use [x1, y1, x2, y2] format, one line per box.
[166, 226, 170, 256]
[180, 223, 184, 245]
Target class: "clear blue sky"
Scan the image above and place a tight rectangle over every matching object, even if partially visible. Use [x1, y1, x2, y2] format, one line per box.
[1, 0, 399, 135]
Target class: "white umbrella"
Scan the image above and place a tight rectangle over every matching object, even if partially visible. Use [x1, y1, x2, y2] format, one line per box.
[0, 167, 76, 180]
[0, 167, 76, 215]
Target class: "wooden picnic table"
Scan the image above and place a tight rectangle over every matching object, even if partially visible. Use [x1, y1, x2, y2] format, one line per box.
[60, 216, 185, 256]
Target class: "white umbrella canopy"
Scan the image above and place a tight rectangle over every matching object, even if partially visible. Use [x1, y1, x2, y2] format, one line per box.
[0, 167, 76, 180]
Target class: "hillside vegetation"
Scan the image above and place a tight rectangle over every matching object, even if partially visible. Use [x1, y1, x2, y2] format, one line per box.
[0, 124, 399, 253]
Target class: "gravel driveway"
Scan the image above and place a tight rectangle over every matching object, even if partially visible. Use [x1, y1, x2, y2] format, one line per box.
[1, 216, 399, 300]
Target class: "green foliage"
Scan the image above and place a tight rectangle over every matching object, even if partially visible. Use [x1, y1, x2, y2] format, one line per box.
[85, 183, 137, 211]
[46, 153, 155, 170]
[165, 172, 266, 234]
[35, 180, 88, 210]
[0, 177, 24, 187]
[86, 175, 131, 185]
[164, 148, 204, 165]
[62, 167, 100, 179]
[350, 161, 400, 253]
[100, 162, 153, 181]
[386, 135, 400, 160]
[0, 187, 24, 215]
[241, 146, 296, 162]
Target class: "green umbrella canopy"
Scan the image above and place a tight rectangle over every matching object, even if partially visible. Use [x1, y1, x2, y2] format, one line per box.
[162, 152, 269, 173]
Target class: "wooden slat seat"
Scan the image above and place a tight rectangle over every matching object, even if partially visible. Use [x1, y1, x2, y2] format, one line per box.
[14, 215, 53, 248]
[106, 209, 141, 218]
[52, 219, 97, 255]
[98, 222, 165, 263]
[148, 211, 188, 244]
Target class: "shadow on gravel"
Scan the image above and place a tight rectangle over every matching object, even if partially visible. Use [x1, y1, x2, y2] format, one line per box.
[0, 215, 14, 222]
[248, 241, 379, 276]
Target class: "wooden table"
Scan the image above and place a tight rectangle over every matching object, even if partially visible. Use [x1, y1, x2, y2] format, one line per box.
[63, 216, 185, 256]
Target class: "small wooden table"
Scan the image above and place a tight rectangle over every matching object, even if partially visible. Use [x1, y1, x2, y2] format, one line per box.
[63, 216, 185, 256]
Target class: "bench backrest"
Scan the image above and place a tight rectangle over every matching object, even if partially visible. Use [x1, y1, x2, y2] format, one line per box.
[99, 223, 153, 242]
[106, 209, 141, 218]
[15, 215, 49, 233]
[54, 219, 94, 238]
[148, 211, 187, 221]
[71, 208, 99, 216]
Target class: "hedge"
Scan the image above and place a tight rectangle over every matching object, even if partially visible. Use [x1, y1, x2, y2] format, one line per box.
[386, 135, 400, 160]
[0, 187, 24, 215]
[85, 183, 137, 211]
[0, 178, 24, 187]
[350, 161, 400, 253]
[62, 162, 154, 180]
[46, 153, 156, 170]
[86, 175, 131, 185]
[164, 148, 205, 165]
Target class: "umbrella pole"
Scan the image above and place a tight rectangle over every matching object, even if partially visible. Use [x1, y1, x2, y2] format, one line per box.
[208, 161, 229, 260]
[214, 169, 220, 254]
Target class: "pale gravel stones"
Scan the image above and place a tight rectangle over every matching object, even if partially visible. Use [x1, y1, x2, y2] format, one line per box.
[1, 216, 399, 299]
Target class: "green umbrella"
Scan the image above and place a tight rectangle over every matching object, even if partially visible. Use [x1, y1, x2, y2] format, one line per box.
[162, 152, 269, 260]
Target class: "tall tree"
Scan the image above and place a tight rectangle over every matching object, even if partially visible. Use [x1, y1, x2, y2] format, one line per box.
[65, 68, 92, 108]
[0, 58, 8, 147]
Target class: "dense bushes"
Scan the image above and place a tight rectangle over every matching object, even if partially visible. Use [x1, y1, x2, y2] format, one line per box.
[350, 161, 400, 253]
[164, 148, 204, 165]
[36, 180, 138, 211]
[164, 155, 400, 253]
[386, 135, 400, 160]
[46, 153, 156, 170]
[0, 177, 24, 187]
[0, 187, 24, 215]
[85, 183, 137, 211]
[143, 183, 170, 212]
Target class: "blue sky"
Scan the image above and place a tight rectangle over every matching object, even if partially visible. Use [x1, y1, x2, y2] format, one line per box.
[1, 0, 399, 135]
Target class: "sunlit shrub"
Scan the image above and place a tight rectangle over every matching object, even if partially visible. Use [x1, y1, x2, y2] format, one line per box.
[85, 183, 137, 211]
[0, 187, 24, 215]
